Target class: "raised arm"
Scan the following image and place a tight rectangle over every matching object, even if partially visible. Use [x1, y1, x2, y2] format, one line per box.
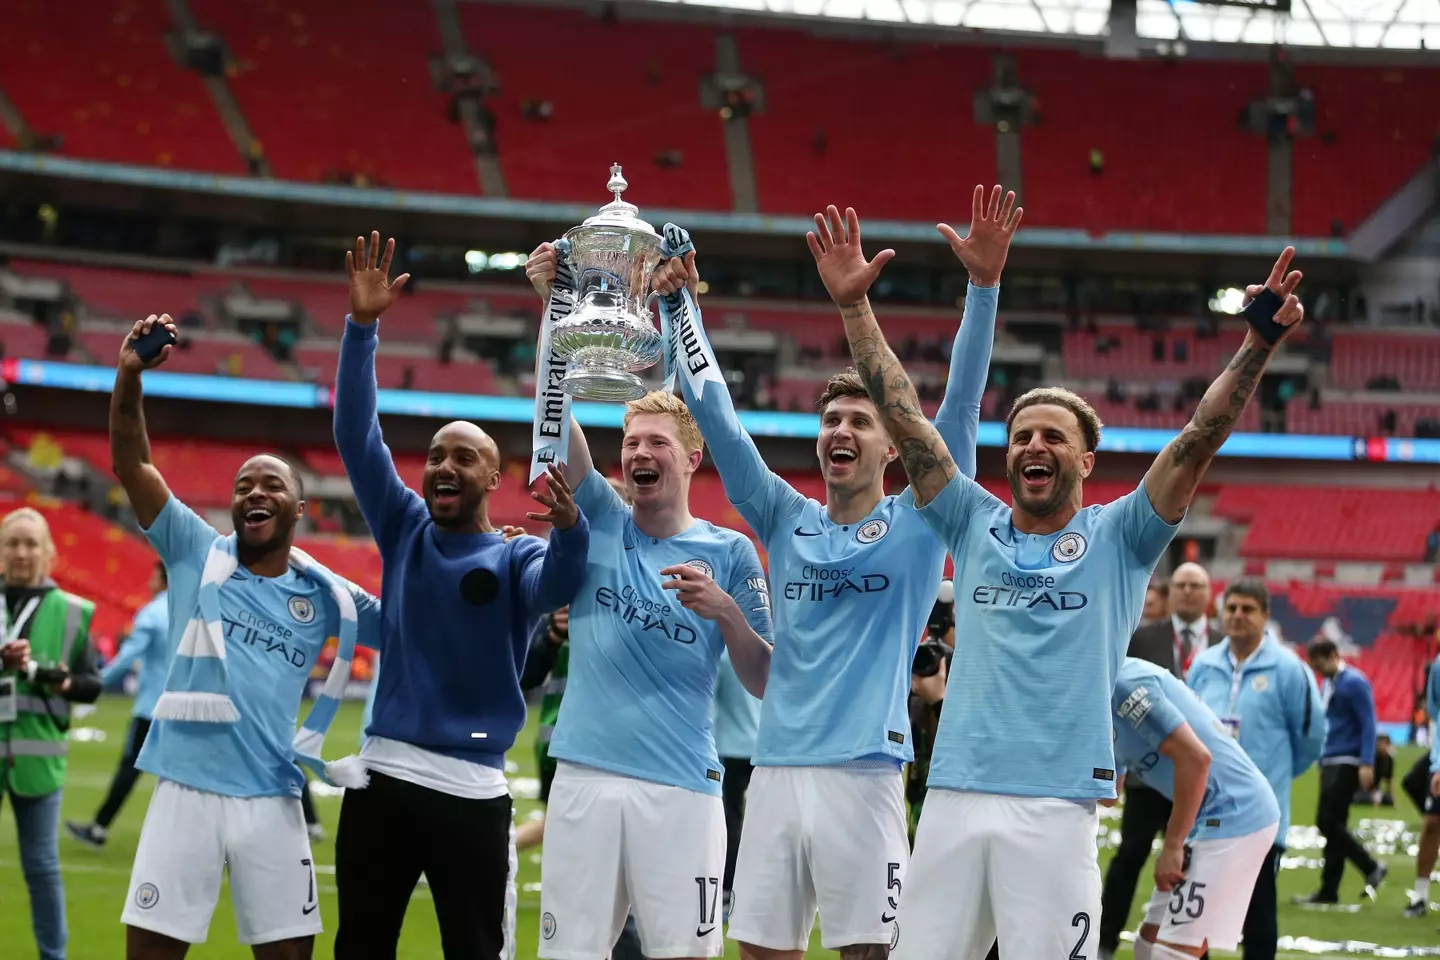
[652, 253, 799, 536]
[337, 233, 422, 550]
[809, 206, 955, 507]
[515, 466, 590, 613]
[1144, 247, 1304, 523]
[934, 186, 1020, 477]
[110, 315, 178, 529]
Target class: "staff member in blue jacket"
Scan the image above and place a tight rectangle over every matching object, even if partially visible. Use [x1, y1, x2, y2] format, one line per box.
[1188, 578, 1326, 960]
[66, 561, 169, 848]
[1297, 637, 1385, 904]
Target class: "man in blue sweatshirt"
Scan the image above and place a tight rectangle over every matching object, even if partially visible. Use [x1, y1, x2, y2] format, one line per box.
[67, 561, 169, 849]
[1297, 636, 1385, 904]
[1187, 579, 1326, 960]
[333, 233, 590, 960]
[632, 186, 1009, 960]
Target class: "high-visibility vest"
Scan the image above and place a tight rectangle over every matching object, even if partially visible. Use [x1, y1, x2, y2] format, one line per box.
[1, 588, 94, 796]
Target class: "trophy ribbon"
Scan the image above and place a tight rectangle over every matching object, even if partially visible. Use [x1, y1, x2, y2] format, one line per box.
[529, 239, 577, 484]
[657, 223, 725, 402]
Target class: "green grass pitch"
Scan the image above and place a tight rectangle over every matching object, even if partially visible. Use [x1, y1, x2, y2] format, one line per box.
[3, 697, 1438, 958]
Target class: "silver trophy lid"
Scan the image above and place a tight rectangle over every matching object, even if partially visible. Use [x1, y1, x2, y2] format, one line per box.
[577, 163, 660, 237]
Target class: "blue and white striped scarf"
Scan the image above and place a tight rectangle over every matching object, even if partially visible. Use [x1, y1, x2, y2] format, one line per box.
[151, 536, 369, 788]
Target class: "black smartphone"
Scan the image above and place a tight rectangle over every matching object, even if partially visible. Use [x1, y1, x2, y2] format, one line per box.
[132, 325, 178, 363]
[1242, 288, 1289, 346]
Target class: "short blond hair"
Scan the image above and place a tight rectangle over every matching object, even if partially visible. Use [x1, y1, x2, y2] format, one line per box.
[1, 507, 55, 568]
[1006, 387, 1104, 452]
[623, 391, 704, 455]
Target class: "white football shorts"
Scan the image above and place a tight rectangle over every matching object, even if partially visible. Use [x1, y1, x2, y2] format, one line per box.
[539, 762, 726, 960]
[121, 778, 321, 945]
[892, 789, 1102, 960]
[1141, 822, 1278, 950]
[728, 763, 909, 951]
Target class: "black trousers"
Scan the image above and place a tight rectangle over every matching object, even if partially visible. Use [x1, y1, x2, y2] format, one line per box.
[94, 716, 151, 829]
[1316, 763, 1378, 897]
[1098, 783, 1173, 950]
[334, 771, 514, 959]
[1237, 844, 1283, 960]
[300, 779, 319, 827]
[720, 756, 753, 894]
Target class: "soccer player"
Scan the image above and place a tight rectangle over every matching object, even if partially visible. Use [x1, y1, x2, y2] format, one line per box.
[67, 561, 170, 849]
[524, 253, 776, 960]
[1402, 647, 1440, 917]
[813, 203, 1305, 959]
[641, 183, 1015, 960]
[110, 314, 380, 960]
[1110, 657, 1280, 960]
[333, 233, 589, 959]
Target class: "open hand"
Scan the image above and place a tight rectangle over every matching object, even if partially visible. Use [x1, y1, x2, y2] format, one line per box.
[660, 564, 738, 621]
[807, 206, 895, 307]
[526, 465, 579, 530]
[938, 185, 1023, 288]
[1154, 842, 1186, 893]
[347, 232, 410, 325]
[119, 314, 178, 373]
[1244, 246, 1304, 337]
[653, 250, 699, 298]
[527, 243, 558, 302]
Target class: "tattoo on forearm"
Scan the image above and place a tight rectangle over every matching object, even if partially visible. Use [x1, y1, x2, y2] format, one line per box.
[839, 300, 954, 493]
[1170, 343, 1270, 469]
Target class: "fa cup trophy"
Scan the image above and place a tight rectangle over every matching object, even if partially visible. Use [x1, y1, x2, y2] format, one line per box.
[548, 164, 665, 401]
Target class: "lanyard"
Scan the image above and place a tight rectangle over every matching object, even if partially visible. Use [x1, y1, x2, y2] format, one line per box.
[1226, 652, 1247, 716]
[0, 596, 40, 648]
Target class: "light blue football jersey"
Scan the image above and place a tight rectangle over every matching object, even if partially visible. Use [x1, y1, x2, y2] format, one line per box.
[919, 474, 1180, 799]
[679, 285, 998, 766]
[100, 590, 171, 720]
[1114, 658, 1279, 840]
[137, 496, 348, 799]
[550, 470, 774, 796]
[713, 648, 761, 761]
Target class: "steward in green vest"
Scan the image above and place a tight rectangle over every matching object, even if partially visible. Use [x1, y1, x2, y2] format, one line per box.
[0, 507, 102, 960]
[1, 581, 99, 795]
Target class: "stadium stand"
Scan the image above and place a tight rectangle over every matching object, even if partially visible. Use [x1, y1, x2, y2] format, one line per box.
[189, 0, 476, 192]
[0, 0, 243, 174]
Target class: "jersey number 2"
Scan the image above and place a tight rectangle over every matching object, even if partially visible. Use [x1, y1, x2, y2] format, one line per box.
[1069, 911, 1091, 960]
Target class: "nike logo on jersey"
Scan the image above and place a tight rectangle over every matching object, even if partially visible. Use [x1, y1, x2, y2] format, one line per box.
[303, 904, 318, 915]
[881, 912, 896, 924]
[794, 527, 823, 537]
[697, 926, 716, 937]
[988, 527, 1014, 547]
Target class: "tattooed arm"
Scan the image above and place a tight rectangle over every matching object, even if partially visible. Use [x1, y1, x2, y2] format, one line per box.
[808, 205, 957, 508]
[842, 298, 957, 507]
[110, 314, 177, 529]
[1143, 248, 1305, 523]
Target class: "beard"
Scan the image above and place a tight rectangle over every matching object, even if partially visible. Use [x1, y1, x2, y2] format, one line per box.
[1007, 465, 1079, 519]
[234, 511, 296, 562]
[426, 489, 484, 528]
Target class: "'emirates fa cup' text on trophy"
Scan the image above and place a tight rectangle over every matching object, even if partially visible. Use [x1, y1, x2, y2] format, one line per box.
[549, 164, 665, 401]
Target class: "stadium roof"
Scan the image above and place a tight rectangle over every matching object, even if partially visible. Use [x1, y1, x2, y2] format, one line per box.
[644, 0, 1440, 48]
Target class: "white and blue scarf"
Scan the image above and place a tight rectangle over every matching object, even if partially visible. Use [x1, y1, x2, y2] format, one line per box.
[151, 537, 370, 789]
[529, 223, 724, 482]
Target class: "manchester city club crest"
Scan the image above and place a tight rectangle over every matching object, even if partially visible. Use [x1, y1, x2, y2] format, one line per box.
[288, 595, 316, 624]
[686, 559, 714, 579]
[542, 912, 557, 939]
[856, 518, 889, 544]
[1051, 532, 1087, 563]
[134, 882, 159, 910]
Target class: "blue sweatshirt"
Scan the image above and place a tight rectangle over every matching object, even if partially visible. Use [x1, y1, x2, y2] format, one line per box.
[1319, 662, 1377, 767]
[335, 317, 589, 767]
[1188, 636, 1327, 847]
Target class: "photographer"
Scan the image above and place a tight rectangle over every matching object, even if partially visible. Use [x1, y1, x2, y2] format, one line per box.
[1, 507, 101, 960]
[907, 579, 954, 842]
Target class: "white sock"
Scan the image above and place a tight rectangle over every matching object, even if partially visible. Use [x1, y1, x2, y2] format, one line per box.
[1416, 877, 1430, 901]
